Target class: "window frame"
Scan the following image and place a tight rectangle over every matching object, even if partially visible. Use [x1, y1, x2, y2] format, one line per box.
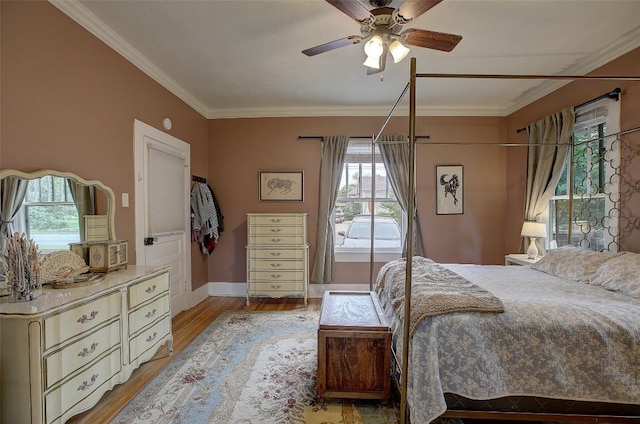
[546, 98, 621, 251]
[18, 176, 81, 252]
[334, 138, 404, 262]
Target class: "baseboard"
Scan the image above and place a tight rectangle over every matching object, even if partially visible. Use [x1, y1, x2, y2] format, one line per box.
[189, 282, 210, 308]
[207, 282, 372, 298]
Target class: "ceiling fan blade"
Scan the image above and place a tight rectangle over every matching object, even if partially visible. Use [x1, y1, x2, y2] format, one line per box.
[403, 28, 462, 52]
[397, 0, 444, 21]
[302, 35, 363, 56]
[325, 0, 373, 22]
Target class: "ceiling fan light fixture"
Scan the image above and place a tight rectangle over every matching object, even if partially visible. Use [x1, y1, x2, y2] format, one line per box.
[389, 39, 410, 63]
[363, 54, 380, 69]
[363, 34, 384, 58]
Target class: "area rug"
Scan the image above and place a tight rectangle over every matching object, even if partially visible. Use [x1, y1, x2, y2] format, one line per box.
[111, 310, 402, 424]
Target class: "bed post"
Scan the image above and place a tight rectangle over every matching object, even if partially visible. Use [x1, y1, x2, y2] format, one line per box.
[399, 57, 418, 424]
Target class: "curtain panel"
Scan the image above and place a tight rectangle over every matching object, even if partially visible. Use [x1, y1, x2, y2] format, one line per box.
[523, 106, 575, 253]
[311, 135, 349, 283]
[0, 177, 29, 251]
[378, 135, 425, 257]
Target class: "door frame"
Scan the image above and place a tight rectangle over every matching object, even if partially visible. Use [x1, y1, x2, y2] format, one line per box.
[133, 119, 191, 313]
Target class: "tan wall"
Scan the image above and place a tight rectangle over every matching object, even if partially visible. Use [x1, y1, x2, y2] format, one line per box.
[0, 1, 211, 289]
[5, 1, 637, 290]
[506, 47, 640, 253]
[207, 115, 508, 284]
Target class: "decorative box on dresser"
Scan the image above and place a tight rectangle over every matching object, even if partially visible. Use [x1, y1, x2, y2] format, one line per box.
[246, 213, 309, 305]
[0, 266, 172, 424]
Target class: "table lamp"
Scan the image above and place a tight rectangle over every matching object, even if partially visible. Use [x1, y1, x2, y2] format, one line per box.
[521, 221, 547, 259]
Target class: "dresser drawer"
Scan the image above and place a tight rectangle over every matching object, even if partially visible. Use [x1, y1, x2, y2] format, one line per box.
[248, 225, 304, 236]
[44, 319, 121, 389]
[248, 282, 304, 293]
[248, 270, 304, 282]
[128, 294, 170, 336]
[248, 234, 306, 245]
[44, 348, 121, 424]
[129, 314, 171, 363]
[128, 273, 170, 309]
[248, 259, 305, 271]
[248, 248, 305, 260]
[248, 214, 306, 226]
[43, 292, 121, 351]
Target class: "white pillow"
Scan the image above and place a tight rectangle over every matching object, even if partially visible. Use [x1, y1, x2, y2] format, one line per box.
[531, 246, 622, 283]
[589, 252, 640, 299]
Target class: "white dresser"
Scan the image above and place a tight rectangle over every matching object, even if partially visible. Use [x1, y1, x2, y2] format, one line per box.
[246, 213, 309, 305]
[0, 266, 172, 424]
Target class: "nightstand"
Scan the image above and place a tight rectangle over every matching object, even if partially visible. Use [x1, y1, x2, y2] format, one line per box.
[505, 253, 542, 266]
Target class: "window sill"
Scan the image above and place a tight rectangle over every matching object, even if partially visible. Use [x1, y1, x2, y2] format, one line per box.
[334, 248, 402, 263]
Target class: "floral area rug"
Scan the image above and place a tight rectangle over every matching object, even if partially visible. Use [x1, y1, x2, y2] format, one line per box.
[111, 310, 401, 424]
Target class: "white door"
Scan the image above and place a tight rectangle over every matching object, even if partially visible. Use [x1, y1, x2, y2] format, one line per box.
[134, 119, 191, 317]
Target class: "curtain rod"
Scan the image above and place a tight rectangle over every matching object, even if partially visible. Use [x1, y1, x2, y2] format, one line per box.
[515, 87, 622, 134]
[297, 135, 430, 141]
[416, 73, 640, 81]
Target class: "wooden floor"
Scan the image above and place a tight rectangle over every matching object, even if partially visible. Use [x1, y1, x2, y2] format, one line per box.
[67, 296, 322, 424]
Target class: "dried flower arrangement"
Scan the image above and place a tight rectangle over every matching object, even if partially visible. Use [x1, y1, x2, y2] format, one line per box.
[0, 233, 41, 302]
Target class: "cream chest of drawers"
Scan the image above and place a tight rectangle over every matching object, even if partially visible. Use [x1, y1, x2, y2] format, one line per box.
[0, 266, 172, 424]
[246, 213, 309, 305]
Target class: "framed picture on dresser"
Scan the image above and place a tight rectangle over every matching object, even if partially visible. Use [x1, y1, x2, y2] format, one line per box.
[259, 171, 304, 202]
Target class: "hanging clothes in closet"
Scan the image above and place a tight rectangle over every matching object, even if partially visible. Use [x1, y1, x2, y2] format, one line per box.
[190, 181, 224, 254]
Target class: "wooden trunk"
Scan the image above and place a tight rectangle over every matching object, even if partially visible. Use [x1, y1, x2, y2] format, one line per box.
[317, 291, 391, 400]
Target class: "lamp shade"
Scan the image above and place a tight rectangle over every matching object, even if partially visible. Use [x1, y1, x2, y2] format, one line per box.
[521, 221, 547, 238]
[364, 35, 383, 58]
[389, 40, 410, 63]
[363, 55, 380, 69]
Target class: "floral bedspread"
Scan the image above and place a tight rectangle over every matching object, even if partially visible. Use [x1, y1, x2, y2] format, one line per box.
[375, 262, 640, 424]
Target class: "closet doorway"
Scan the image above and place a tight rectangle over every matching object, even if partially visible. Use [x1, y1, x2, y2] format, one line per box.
[134, 119, 191, 317]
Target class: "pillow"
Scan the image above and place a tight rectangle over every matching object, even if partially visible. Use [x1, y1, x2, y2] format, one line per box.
[531, 245, 622, 283]
[589, 252, 640, 299]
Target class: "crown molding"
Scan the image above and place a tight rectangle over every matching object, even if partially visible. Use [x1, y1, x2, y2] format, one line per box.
[49, 0, 210, 118]
[48, 1, 640, 120]
[505, 25, 640, 115]
[205, 104, 507, 119]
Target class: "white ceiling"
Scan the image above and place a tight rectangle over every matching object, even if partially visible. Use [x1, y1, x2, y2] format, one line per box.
[52, 0, 640, 119]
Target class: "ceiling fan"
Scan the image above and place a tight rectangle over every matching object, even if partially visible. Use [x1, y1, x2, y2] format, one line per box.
[302, 0, 462, 74]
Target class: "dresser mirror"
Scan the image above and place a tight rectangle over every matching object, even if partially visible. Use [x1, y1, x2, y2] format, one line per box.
[0, 169, 116, 253]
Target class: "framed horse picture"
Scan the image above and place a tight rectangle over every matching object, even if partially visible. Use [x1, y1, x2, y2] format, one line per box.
[259, 171, 304, 202]
[436, 165, 463, 215]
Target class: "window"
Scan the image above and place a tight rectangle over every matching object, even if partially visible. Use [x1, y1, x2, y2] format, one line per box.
[20, 176, 81, 251]
[548, 100, 620, 251]
[334, 139, 404, 261]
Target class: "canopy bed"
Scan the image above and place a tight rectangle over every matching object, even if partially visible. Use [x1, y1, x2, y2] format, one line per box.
[371, 59, 640, 424]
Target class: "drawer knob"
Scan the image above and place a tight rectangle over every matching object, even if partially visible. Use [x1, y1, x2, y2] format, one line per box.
[146, 332, 158, 343]
[270, 228, 281, 233]
[77, 373, 99, 391]
[145, 308, 158, 319]
[271, 219, 281, 223]
[78, 342, 99, 358]
[270, 284, 282, 289]
[270, 274, 282, 279]
[270, 238, 282, 243]
[145, 285, 157, 294]
[270, 263, 281, 268]
[270, 252, 281, 256]
[77, 310, 99, 324]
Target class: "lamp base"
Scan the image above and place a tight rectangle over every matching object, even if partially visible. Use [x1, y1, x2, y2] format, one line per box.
[526, 237, 539, 259]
